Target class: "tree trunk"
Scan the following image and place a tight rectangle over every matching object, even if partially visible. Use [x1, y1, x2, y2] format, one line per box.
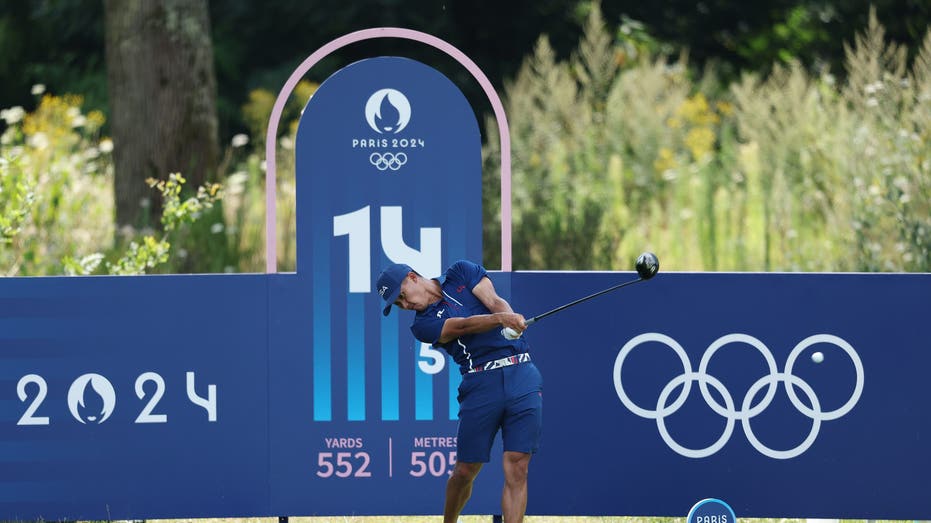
[104, 0, 219, 231]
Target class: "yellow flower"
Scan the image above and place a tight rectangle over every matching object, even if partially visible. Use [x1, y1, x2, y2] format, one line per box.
[86, 110, 106, 130]
[653, 147, 677, 173]
[677, 93, 720, 126]
[684, 127, 716, 160]
[294, 80, 319, 104]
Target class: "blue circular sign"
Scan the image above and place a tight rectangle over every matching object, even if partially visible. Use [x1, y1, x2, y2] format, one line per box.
[687, 498, 736, 523]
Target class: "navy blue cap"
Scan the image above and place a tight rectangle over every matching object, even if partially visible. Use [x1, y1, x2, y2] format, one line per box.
[376, 263, 413, 316]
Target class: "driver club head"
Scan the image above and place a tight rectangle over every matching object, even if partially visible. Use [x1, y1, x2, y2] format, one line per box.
[635, 252, 659, 280]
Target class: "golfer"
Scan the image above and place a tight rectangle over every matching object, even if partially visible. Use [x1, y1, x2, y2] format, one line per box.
[377, 259, 543, 523]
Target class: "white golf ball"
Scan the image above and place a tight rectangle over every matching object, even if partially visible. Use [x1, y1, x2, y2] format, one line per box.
[811, 351, 824, 363]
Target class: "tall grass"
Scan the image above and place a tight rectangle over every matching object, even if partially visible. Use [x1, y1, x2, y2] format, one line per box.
[485, 6, 930, 272]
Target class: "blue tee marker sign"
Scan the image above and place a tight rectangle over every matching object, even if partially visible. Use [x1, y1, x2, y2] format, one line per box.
[266, 56, 493, 515]
[296, 56, 482, 424]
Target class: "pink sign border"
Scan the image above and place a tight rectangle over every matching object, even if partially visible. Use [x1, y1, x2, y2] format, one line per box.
[264, 27, 512, 273]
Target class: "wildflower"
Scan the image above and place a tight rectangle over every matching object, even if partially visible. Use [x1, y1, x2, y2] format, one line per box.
[677, 93, 719, 126]
[685, 127, 715, 161]
[86, 110, 106, 130]
[28, 132, 49, 150]
[653, 147, 677, 173]
[99, 138, 114, 153]
[31, 84, 46, 95]
[231, 134, 249, 148]
[1, 106, 25, 125]
[715, 101, 734, 116]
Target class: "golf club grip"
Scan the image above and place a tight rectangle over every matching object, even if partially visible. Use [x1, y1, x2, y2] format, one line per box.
[500, 317, 535, 340]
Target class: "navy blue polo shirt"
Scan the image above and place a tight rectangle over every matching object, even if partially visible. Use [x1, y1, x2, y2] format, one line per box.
[410, 260, 530, 374]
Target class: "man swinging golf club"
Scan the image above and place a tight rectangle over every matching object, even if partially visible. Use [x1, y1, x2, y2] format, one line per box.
[377, 259, 542, 523]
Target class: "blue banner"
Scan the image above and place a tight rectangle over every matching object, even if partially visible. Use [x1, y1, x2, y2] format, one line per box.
[1, 271, 930, 519]
[513, 271, 930, 519]
[0, 275, 269, 520]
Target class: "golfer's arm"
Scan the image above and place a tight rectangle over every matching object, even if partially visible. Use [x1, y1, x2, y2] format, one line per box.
[438, 313, 511, 342]
[436, 277, 518, 343]
[473, 276, 513, 313]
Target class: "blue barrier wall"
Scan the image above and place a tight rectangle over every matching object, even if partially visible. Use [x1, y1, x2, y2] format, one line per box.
[0, 275, 270, 519]
[512, 271, 929, 519]
[2, 271, 929, 519]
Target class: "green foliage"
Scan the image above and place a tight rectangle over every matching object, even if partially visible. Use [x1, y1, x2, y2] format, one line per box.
[0, 91, 113, 276]
[0, 91, 224, 276]
[148, 173, 223, 233]
[0, 153, 34, 244]
[485, 4, 931, 272]
[102, 236, 171, 276]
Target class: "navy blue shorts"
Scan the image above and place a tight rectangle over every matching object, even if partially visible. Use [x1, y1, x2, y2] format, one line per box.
[456, 361, 543, 463]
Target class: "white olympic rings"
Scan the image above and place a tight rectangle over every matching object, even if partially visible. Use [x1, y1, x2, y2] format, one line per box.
[613, 333, 864, 459]
[369, 152, 408, 171]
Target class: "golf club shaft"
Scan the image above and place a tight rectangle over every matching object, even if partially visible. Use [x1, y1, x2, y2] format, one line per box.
[526, 276, 644, 325]
[500, 275, 648, 339]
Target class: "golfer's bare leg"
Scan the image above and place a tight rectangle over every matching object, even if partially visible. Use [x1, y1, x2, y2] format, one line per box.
[444, 461, 483, 523]
[501, 451, 531, 523]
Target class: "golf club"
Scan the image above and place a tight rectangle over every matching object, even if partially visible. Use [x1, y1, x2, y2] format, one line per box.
[501, 252, 659, 339]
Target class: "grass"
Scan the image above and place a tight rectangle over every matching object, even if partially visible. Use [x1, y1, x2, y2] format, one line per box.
[144, 517, 919, 523]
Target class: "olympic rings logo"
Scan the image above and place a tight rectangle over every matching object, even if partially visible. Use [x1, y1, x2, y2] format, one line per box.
[369, 152, 408, 171]
[613, 333, 864, 460]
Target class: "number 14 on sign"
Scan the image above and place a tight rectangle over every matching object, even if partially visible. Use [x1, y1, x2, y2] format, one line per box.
[333, 205, 441, 293]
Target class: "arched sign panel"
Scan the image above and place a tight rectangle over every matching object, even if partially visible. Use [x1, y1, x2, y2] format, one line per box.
[267, 56, 493, 514]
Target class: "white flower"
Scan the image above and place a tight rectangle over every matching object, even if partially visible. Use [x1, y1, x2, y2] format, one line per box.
[231, 133, 249, 148]
[210, 223, 224, 234]
[99, 138, 114, 153]
[28, 132, 49, 150]
[280, 136, 293, 150]
[864, 81, 884, 95]
[1, 106, 25, 125]
[119, 225, 136, 239]
[31, 84, 46, 95]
